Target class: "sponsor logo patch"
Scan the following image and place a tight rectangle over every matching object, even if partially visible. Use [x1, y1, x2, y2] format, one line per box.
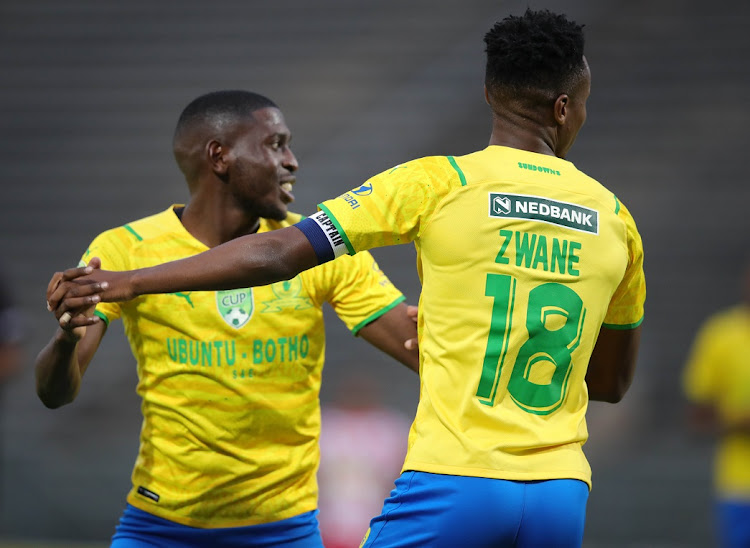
[489, 193, 598, 234]
[351, 183, 373, 196]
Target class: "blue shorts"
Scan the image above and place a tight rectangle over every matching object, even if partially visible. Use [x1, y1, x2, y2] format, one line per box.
[716, 499, 750, 548]
[110, 504, 323, 548]
[361, 471, 589, 548]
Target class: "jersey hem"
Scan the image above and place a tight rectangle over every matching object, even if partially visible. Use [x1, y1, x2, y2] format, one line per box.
[318, 204, 355, 255]
[601, 316, 643, 330]
[125, 493, 318, 529]
[402, 462, 592, 490]
[351, 295, 406, 336]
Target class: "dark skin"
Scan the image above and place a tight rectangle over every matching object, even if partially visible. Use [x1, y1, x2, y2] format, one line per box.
[36, 106, 418, 408]
[47, 57, 639, 404]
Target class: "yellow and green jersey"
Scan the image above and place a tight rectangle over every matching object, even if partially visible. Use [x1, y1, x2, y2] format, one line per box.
[81, 206, 404, 528]
[683, 305, 750, 500]
[309, 146, 645, 487]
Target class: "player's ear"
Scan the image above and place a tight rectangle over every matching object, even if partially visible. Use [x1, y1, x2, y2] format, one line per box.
[553, 94, 569, 126]
[207, 140, 230, 176]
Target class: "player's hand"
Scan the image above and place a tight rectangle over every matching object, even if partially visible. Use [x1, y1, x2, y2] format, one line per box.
[49, 265, 136, 314]
[46, 258, 105, 341]
[404, 304, 419, 350]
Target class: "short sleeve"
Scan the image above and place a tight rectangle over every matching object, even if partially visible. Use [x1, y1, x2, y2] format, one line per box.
[308, 251, 405, 335]
[602, 201, 646, 329]
[318, 156, 459, 254]
[78, 227, 137, 324]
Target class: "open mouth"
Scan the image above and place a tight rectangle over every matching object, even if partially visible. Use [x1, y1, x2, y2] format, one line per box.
[280, 180, 295, 203]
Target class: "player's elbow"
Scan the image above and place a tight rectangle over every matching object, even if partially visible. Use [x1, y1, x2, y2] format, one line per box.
[35, 374, 78, 409]
[37, 386, 76, 409]
[587, 372, 633, 403]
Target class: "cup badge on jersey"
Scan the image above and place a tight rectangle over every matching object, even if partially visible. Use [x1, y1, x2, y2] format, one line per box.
[216, 288, 254, 328]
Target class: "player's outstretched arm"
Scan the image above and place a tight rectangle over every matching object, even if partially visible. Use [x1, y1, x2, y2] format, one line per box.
[50, 226, 319, 305]
[585, 325, 641, 403]
[36, 259, 108, 408]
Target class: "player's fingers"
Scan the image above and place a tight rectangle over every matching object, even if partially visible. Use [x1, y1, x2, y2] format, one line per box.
[59, 311, 72, 327]
[87, 256, 102, 269]
[47, 280, 105, 312]
[56, 294, 101, 317]
[404, 338, 419, 350]
[61, 265, 94, 281]
[60, 311, 100, 329]
[46, 272, 64, 305]
[406, 305, 418, 321]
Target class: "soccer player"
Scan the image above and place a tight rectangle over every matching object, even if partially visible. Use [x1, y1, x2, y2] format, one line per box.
[36, 90, 418, 548]
[682, 264, 750, 548]
[48, 9, 646, 547]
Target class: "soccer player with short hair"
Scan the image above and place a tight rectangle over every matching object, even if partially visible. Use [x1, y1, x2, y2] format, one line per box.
[49, 9, 646, 547]
[36, 90, 418, 548]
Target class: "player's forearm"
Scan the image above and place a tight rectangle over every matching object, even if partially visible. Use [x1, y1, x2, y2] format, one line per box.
[120, 227, 318, 299]
[358, 304, 420, 374]
[35, 331, 84, 408]
[586, 326, 641, 403]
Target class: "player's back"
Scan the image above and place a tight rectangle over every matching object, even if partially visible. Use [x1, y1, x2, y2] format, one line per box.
[404, 146, 640, 486]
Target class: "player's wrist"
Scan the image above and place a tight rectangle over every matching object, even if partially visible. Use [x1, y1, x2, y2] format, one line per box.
[55, 326, 82, 345]
[127, 270, 143, 299]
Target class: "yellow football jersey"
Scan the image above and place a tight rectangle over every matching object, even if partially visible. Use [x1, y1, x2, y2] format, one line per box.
[683, 305, 750, 499]
[81, 206, 404, 527]
[319, 146, 645, 487]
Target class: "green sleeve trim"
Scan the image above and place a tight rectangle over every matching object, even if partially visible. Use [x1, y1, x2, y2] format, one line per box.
[602, 316, 643, 330]
[613, 195, 621, 215]
[93, 309, 110, 327]
[446, 156, 467, 186]
[123, 224, 143, 241]
[318, 203, 355, 255]
[351, 295, 406, 336]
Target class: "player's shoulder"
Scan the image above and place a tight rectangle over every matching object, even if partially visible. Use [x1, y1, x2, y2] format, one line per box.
[379, 155, 457, 181]
[568, 166, 641, 236]
[92, 206, 180, 246]
[702, 305, 749, 333]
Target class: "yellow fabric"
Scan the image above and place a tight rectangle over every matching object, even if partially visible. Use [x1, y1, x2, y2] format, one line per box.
[683, 305, 750, 499]
[320, 146, 646, 488]
[81, 206, 404, 527]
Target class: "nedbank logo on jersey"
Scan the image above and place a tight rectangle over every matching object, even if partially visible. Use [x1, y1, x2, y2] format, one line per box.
[216, 288, 254, 328]
[489, 193, 599, 234]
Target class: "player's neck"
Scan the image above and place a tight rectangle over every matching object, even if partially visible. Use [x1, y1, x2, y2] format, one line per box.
[488, 112, 558, 157]
[180, 197, 260, 248]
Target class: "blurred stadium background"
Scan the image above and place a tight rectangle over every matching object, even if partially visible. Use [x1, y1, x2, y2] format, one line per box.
[0, 0, 748, 546]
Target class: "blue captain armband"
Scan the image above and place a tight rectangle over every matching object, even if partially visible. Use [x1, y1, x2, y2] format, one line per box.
[294, 211, 349, 264]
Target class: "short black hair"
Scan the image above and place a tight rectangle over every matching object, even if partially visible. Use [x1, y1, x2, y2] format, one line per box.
[173, 90, 278, 143]
[484, 9, 585, 98]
